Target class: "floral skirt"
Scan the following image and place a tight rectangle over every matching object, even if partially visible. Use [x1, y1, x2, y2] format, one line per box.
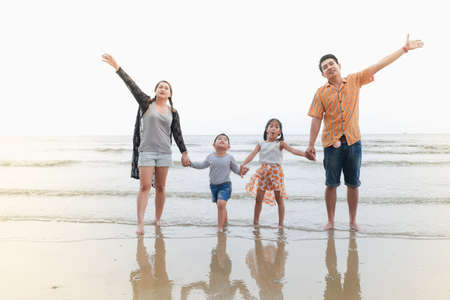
[245, 163, 288, 206]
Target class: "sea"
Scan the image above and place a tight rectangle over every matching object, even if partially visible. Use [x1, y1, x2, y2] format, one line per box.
[1, 134, 449, 240]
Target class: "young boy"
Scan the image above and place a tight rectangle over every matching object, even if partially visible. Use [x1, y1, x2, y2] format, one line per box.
[190, 133, 249, 231]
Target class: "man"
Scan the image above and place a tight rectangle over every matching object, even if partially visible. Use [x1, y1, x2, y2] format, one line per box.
[306, 35, 424, 231]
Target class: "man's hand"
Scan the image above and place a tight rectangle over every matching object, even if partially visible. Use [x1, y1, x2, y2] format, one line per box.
[404, 34, 424, 52]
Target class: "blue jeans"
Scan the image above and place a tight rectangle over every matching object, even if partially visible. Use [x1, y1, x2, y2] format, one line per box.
[323, 140, 362, 188]
[209, 181, 232, 203]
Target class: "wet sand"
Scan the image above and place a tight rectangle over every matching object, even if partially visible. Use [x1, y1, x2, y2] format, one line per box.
[1, 221, 450, 300]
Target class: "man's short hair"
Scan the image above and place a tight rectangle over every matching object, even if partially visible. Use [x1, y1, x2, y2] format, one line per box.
[319, 54, 339, 73]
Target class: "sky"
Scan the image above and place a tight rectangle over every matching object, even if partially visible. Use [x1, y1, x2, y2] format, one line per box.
[1, 0, 448, 136]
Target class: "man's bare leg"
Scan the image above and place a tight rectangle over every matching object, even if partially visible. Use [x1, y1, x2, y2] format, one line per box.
[324, 186, 337, 230]
[347, 186, 359, 231]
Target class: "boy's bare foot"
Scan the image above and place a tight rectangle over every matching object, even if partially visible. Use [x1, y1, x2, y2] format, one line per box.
[323, 222, 334, 231]
[277, 224, 284, 229]
[350, 223, 360, 231]
[155, 220, 161, 226]
[136, 224, 145, 235]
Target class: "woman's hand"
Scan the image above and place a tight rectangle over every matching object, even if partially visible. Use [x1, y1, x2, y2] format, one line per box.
[181, 152, 191, 167]
[101, 53, 120, 71]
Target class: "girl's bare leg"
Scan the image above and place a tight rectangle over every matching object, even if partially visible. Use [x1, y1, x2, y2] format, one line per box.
[154, 167, 169, 225]
[253, 189, 265, 225]
[137, 166, 155, 234]
[274, 191, 285, 228]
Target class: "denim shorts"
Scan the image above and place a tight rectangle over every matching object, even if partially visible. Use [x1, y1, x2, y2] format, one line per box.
[323, 140, 362, 188]
[209, 181, 232, 203]
[138, 151, 172, 167]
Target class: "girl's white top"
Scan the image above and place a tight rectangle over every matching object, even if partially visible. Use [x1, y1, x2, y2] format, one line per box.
[259, 140, 283, 164]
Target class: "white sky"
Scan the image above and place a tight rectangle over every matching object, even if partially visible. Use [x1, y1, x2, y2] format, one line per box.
[1, 0, 448, 136]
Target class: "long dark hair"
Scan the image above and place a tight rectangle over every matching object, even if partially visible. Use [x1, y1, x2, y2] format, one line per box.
[152, 80, 175, 112]
[263, 118, 284, 142]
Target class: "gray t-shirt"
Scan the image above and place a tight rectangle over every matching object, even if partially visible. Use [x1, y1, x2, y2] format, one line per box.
[139, 104, 173, 154]
[191, 153, 240, 185]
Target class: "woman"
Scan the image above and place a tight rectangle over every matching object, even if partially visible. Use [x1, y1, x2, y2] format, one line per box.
[102, 54, 190, 234]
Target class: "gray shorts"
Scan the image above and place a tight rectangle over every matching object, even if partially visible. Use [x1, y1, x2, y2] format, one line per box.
[138, 152, 172, 167]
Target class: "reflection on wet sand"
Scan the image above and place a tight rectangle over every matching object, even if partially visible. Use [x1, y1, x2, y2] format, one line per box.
[181, 231, 254, 299]
[246, 228, 287, 300]
[324, 231, 361, 300]
[130, 226, 173, 300]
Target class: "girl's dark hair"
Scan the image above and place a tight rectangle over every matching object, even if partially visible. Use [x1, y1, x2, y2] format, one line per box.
[263, 118, 284, 142]
[152, 80, 175, 112]
[214, 133, 230, 144]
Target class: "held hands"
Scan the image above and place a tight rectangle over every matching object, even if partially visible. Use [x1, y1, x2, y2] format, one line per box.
[305, 145, 316, 161]
[239, 165, 250, 177]
[101, 53, 120, 71]
[181, 152, 191, 167]
[404, 34, 424, 52]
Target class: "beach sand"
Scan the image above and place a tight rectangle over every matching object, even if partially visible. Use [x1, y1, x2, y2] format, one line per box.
[1, 221, 450, 300]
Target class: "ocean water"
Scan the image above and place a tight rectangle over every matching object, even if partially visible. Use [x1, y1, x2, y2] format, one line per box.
[1, 134, 449, 240]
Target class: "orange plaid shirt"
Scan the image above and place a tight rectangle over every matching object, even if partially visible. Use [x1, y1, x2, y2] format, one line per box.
[308, 68, 374, 148]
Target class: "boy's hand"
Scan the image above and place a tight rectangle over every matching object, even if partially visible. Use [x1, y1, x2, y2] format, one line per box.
[239, 164, 247, 176]
[240, 166, 249, 177]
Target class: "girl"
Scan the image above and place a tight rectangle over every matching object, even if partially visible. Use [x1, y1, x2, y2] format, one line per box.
[102, 54, 191, 235]
[240, 118, 313, 227]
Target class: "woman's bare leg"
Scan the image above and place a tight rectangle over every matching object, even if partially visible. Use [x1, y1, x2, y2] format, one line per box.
[154, 167, 169, 225]
[137, 166, 155, 234]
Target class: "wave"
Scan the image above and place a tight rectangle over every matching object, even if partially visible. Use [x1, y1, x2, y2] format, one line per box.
[0, 160, 194, 168]
[93, 148, 130, 153]
[0, 160, 79, 167]
[0, 188, 136, 197]
[1, 216, 448, 240]
[282, 159, 450, 167]
[361, 160, 450, 167]
[1, 188, 449, 204]
[1, 158, 449, 169]
[364, 150, 450, 154]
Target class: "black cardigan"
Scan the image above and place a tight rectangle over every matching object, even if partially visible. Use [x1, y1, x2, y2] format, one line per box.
[116, 67, 187, 179]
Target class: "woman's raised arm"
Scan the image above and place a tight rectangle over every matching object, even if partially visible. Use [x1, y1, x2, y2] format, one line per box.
[102, 53, 150, 108]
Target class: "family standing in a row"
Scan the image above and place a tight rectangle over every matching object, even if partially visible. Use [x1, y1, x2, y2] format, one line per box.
[101, 34, 424, 234]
